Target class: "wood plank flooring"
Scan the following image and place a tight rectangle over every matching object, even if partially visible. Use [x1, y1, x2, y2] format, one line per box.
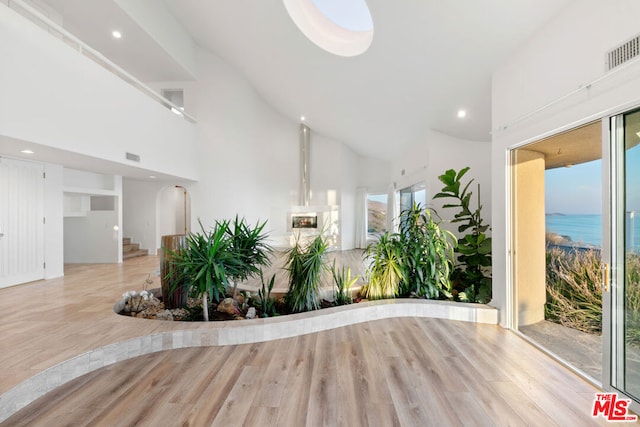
[0, 255, 629, 426]
[2, 317, 620, 426]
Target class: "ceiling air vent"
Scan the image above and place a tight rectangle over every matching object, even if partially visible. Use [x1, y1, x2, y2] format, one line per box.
[125, 152, 140, 162]
[607, 34, 640, 71]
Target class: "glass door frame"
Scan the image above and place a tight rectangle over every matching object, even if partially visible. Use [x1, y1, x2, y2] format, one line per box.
[607, 110, 640, 413]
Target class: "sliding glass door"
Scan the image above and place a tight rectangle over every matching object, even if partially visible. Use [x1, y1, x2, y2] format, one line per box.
[610, 109, 640, 402]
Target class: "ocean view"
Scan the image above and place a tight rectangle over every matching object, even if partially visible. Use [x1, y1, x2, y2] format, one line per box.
[546, 213, 640, 251]
[546, 214, 602, 247]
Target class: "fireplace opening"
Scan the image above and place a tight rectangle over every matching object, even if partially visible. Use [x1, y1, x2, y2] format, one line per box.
[291, 214, 318, 229]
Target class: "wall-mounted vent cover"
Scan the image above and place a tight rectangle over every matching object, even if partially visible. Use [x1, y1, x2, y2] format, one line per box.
[607, 34, 640, 71]
[125, 152, 140, 162]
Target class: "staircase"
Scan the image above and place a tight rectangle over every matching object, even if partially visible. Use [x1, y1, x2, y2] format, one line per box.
[123, 237, 148, 260]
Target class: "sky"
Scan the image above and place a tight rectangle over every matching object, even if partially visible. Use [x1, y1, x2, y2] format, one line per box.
[311, 0, 373, 31]
[545, 159, 602, 215]
[545, 145, 640, 214]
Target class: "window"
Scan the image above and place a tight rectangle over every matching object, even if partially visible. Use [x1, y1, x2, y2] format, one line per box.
[367, 193, 387, 236]
[399, 182, 426, 213]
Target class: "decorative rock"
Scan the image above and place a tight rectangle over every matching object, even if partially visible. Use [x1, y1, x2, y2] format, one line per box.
[156, 310, 174, 321]
[217, 298, 240, 315]
[149, 287, 162, 300]
[246, 307, 257, 319]
[114, 298, 126, 314]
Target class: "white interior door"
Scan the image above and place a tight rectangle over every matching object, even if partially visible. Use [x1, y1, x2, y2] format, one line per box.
[0, 157, 45, 288]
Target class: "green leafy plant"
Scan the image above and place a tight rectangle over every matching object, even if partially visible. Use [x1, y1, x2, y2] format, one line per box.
[167, 218, 272, 321]
[364, 204, 455, 300]
[285, 233, 329, 312]
[331, 260, 359, 305]
[256, 272, 278, 317]
[226, 215, 272, 297]
[364, 232, 403, 299]
[169, 220, 234, 321]
[434, 167, 492, 303]
[397, 204, 456, 299]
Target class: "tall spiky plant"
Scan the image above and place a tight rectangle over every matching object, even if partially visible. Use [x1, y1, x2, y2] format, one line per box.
[169, 220, 233, 321]
[285, 233, 329, 312]
[364, 232, 403, 299]
[225, 215, 272, 297]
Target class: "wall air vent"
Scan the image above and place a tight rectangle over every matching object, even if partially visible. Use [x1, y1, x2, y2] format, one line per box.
[125, 152, 140, 162]
[607, 34, 640, 71]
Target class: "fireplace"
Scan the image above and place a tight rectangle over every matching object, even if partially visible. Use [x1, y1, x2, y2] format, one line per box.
[291, 214, 318, 229]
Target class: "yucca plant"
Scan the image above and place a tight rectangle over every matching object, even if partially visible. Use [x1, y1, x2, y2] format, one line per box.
[226, 215, 272, 297]
[285, 233, 329, 312]
[169, 220, 234, 321]
[167, 218, 272, 321]
[256, 272, 278, 317]
[364, 232, 403, 299]
[331, 260, 359, 305]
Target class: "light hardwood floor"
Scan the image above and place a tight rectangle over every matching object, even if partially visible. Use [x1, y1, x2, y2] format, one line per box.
[0, 255, 628, 426]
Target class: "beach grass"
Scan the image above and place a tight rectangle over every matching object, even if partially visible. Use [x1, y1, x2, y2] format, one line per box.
[545, 247, 640, 346]
[545, 247, 602, 335]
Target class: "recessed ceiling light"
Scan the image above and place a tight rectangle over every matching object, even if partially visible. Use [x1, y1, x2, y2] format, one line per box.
[300, 116, 306, 122]
[20, 149, 34, 154]
[149, 175, 156, 179]
[112, 30, 122, 39]
[457, 110, 467, 118]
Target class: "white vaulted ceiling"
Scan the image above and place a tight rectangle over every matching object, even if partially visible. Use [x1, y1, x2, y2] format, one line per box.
[41, 0, 574, 160]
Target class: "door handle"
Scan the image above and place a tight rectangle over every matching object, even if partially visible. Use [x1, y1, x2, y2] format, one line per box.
[603, 263, 610, 292]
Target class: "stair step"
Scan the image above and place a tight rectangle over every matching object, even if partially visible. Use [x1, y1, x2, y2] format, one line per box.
[123, 249, 149, 260]
[123, 243, 140, 252]
[122, 237, 147, 260]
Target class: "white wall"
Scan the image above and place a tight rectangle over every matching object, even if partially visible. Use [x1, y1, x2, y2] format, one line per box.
[64, 211, 119, 263]
[357, 157, 391, 193]
[122, 179, 167, 255]
[114, 0, 198, 78]
[340, 144, 358, 250]
[0, 5, 198, 181]
[43, 163, 63, 278]
[491, 0, 640, 326]
[392, 129, 492, 228]
[187, 50, 297, 233]
[185, 49, 371, 249]
[63, 169, 122, 263]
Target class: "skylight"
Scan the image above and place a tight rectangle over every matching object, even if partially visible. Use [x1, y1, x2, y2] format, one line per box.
[283, 0, 374, 57]
[310, 0, 373, 32]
